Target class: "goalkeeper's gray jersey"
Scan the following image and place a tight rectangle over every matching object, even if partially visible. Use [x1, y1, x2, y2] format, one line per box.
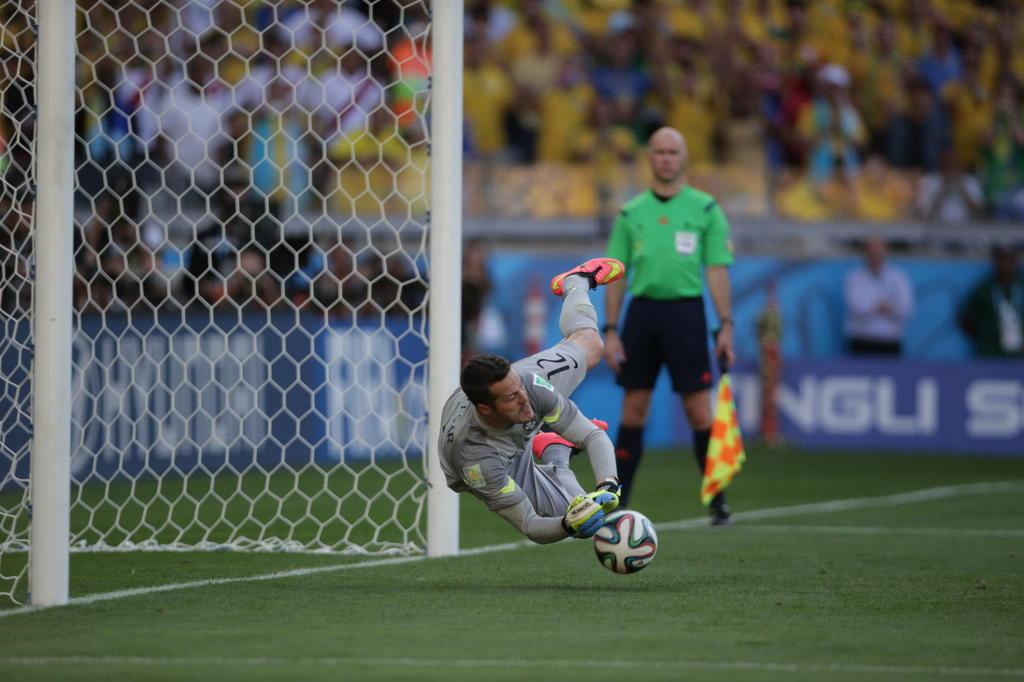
[438, 342, 588, 515]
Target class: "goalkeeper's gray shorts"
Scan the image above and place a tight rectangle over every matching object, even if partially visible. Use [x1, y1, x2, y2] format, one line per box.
[506, 447, 584, 517]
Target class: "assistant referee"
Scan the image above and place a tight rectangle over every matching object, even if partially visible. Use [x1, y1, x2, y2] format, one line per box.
[603, 127, 736, 525]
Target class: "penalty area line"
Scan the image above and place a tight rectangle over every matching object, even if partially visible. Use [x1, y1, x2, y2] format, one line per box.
[700, 524, 1024, 538]
[0, 540, 536, 621]
[1, 479, 1020, 620]
[0, 555, 425, 620]
[659, 479, 1024, 531]
[0, 655, 1022, 678]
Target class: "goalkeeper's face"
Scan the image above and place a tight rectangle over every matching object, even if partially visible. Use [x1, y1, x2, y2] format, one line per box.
[482, 372, 535, 426]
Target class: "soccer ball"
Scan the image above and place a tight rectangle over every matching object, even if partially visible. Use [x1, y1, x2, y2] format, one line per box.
[593, 510, 658, 574]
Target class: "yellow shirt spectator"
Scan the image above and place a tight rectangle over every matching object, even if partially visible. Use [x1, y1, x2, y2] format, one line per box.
[666, 96, 715, 165]
[862, 54, 908, 131]
[739, 0, 788, 47]
[667, 0, 724, 41]
[942, 79, 993, 169]
[217, 19, 261, 87]
[572, 116, 638, 176]
[561, 0, 630, 37]
[330, 116, 427, 216]
[775, 175, 835, 221]
[464, 61, 514, 156]
[538, 82, 596, 162]
[741, 0, 786, 47]
[331, 128, 409, 170]
[500, 20, 578, 62]
[853, 158, 914, 221]
[931, 0, 979, 30]
[806, 0, 851, 61]
[510, 52, 561, 98]
[979, 43, 1001, 92]
[895, 19, 931, 59]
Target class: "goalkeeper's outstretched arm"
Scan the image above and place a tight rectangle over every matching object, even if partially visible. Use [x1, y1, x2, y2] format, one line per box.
[495, 499, 570, 544]
[494, 489, 618, 544]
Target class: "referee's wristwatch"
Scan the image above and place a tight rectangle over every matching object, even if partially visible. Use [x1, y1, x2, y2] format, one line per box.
[601, 324, 618, 334]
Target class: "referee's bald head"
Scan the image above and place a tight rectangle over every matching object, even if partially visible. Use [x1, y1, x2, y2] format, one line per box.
[649, 127, 686, 148]
[647, 127, 687, 185]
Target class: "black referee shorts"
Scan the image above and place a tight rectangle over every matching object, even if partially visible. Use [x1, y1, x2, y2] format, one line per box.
[616, 296, 712, 395]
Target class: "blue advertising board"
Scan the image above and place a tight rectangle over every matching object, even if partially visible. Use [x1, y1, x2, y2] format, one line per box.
[0, 313, 427, 487]
[2, 246, 1022, 495]
[735, 360, 1024, 453]
[565, 360, 1023, 456]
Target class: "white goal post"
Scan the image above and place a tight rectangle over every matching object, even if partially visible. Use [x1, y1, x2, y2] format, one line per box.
[0, 0, 462, 607]
[30, 0, 76, 608]
[425, 0, 461, 558]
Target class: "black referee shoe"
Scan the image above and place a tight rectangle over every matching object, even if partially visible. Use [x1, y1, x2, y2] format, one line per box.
[710, 502, 733, 527]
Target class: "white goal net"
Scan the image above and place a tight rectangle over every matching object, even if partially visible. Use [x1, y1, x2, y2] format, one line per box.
[1, 0, 437, 606]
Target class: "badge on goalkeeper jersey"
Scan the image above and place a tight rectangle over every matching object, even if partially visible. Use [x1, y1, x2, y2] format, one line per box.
[463, 464, 486, 489]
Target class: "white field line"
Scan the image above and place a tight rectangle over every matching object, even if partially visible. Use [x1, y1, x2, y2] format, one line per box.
[0, 542, 532, 620]
[0, 655, 1022, 678]
[0, 479, 1020, 621]
[659, 480, 1024, 531]
[0, 555, 422, 619]
[709, 525, 1024, 538]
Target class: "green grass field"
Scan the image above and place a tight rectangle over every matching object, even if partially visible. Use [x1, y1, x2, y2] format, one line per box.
[1, 447, 1023, 681]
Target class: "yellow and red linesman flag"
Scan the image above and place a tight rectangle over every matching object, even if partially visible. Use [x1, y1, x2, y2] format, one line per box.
[701, 374, 746, 505]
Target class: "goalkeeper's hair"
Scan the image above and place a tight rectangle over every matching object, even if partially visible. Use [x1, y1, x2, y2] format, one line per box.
[461, 353, 511, 407]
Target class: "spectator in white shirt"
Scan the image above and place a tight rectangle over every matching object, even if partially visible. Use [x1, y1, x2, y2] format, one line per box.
[282, 0, 384, 56]
[918, 150, 984, 224]
[844, 237, 915, 355]
[295, 51, 382, 141]
[149, 51, 232, 193]
[232, 30, 294, 111]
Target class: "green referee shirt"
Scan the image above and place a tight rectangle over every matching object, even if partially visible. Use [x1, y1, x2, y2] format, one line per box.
[606, 186, 733, 299]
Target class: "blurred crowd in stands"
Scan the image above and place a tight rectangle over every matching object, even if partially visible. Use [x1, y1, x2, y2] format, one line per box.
[458, 0, 1024, 222]
[0, 0, 1022, 319]
[2, 0, 433, 315]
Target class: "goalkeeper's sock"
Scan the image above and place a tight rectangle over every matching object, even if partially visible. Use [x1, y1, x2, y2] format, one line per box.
[693, 427, 727, 512]
[614, 425, 644, 507]
[558, 274, 598, 337]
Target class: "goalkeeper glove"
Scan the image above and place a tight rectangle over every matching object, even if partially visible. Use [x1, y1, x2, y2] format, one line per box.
[561, 491, 617, 538]
[593, 479, 621, 513]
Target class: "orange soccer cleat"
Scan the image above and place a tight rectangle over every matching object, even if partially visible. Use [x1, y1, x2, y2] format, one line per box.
[549, 257, 626, 297]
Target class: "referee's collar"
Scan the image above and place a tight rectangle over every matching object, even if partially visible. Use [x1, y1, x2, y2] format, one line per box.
[650, 189, 681, 203]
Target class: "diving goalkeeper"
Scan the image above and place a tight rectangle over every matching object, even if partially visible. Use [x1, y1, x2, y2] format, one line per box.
[438, 258, 624, 543]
